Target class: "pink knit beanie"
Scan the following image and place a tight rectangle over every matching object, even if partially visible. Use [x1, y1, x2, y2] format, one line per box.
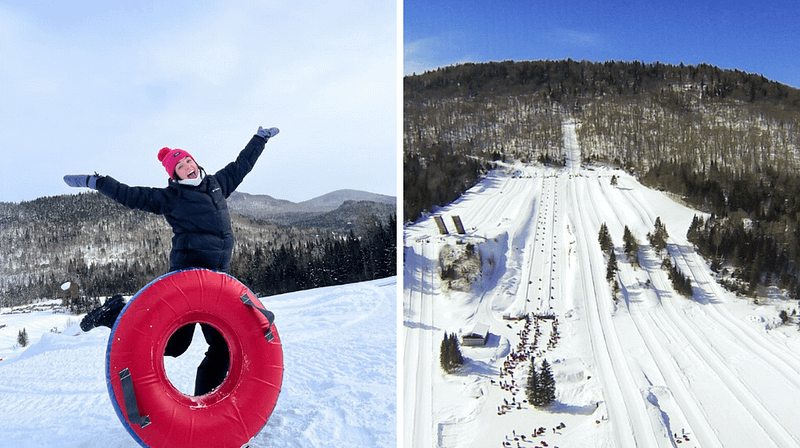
[157, 147, 194, 179]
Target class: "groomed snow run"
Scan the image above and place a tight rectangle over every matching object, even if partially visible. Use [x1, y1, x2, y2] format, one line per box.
[0, 277, 396, 448]
[403, 120, 800, 448]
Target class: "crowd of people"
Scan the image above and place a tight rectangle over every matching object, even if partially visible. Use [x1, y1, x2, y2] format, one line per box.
[495, 314, 561, 411]
[501, 424, 566, 448]
[491, 313, 565, 447]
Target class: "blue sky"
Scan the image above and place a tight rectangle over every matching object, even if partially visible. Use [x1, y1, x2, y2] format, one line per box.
[1, 0, 397, 203]
[404, 0, 800, 89]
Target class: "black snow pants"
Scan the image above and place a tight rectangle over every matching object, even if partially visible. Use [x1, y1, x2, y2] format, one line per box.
[165, 323, 230, 396]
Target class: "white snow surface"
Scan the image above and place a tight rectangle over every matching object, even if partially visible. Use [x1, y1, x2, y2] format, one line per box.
[0, 277, 396, 448]
[403, 121, 800, 448]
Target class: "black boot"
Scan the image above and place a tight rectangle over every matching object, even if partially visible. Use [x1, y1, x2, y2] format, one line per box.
[80, 295, 125, 331]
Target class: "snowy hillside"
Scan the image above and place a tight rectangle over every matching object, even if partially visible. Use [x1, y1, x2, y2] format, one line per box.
[0, 278, 396, 448]
[403, 121, 800, 448]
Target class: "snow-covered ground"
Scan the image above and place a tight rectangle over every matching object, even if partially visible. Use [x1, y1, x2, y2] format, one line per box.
[403, 121, 800, 448]
[0, 277, 396, 448]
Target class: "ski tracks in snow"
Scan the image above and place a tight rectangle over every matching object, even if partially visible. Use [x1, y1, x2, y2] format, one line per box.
[569, 176, 659, 448]
[589, 168, 800, 447]
[403, 239, 438, 448]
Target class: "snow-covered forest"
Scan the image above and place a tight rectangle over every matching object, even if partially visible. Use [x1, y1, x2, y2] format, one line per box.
[0, 191, 396, 307]
[405, 60, 799, 173]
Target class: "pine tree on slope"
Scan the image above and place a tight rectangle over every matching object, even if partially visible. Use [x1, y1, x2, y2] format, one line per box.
[526, 357, 540, 405]
[538, 359, 556, 406]
[527, 358, 556, 407]
[440, 332, 464, 373]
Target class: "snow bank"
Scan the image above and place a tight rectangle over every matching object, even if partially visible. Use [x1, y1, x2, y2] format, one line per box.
[0, 277, 396, 448]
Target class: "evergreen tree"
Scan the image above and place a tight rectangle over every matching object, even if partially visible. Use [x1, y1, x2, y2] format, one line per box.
[439, 333, 450, 371]
[686, 215, 704, 247]
[17, 328, 28, 347]
[663, 257, 693, 298]
[526, 357, 540, 405]
[527, 358, 556, 407]
[598, 223, 613, 253]
[450, 332, 464, 368]
[647, 216, 669, 256]
[538, 359, 556, 406]
[606, 250, 619, 284]
[599, 223, 619, 289]
[440, 332, 464, 373]
[623, 226, 640, 268]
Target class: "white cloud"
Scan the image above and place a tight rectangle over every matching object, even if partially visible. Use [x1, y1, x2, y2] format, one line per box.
[559, 29, 602, 47]
[404, 33, 475, 76]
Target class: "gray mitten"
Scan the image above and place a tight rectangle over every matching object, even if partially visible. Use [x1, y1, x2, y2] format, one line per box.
[257, 126, 280, 140]
[64, 174, 100, 189]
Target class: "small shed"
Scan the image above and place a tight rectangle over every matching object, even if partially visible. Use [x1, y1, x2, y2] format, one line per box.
[461, 323, 489, 346]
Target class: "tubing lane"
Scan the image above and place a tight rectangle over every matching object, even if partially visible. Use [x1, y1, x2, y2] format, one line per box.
[523, 175, 559, 315]
[618, 179, 800, 387]
[403, 240, 434, 448]
[614, 179, 799, 446]
[594, 176, 724, 447]
[567, 177, 650, 448]
[575, 175, 666, 448]
[617, 266, 724, 448]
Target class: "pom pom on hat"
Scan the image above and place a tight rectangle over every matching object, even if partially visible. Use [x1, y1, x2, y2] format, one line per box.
[157, 147, 194, 179]
[157, 147, 171, 162]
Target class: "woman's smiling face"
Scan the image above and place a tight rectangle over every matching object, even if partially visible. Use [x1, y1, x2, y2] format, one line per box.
[174, 156, 199, 180]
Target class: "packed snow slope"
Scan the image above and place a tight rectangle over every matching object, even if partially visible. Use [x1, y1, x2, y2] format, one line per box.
[0, 277, 396, 448]
[403, 121, 800, 448]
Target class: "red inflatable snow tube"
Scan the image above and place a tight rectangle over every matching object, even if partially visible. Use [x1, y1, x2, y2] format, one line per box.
[105, 269, 283, 448]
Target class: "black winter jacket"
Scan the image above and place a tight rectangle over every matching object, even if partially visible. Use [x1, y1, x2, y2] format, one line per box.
[96, 135, 268, 272]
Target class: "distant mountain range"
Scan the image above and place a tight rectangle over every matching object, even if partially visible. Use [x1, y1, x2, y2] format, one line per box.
[227, 189, 396, 227]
